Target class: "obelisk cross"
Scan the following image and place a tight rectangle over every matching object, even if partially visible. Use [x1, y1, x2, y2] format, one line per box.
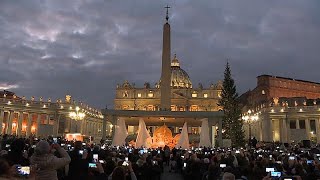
[165, 5, 170, 22]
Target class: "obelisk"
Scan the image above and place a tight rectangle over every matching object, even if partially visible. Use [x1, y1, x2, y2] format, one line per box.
[160, 6, 171, 111]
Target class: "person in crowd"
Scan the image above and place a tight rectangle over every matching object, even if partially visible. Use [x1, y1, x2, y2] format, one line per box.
[67, 141, 89, 179]
[108, 161, 137, 180]
[0, 158, 15, 180]
[30, 140, 71, 180]
[4, 138, 29, 166]
[222, 172, 235, 180]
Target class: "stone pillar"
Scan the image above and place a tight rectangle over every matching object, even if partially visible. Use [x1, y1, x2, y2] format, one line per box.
[296, 119, 300, 129]
[0, 110, 4, 135]
[262, 114, 272, 142]
[102, 116, 107, 140]
[315, 118, 320, 144]
[36, 114, 41, 137]
[279, 118, 287, 143]
[17, 112, 23, 137]
[53, 114, 61, 136]
[218, 118, 223, 147]
[26, 113, 32, 137]
[305, 119, 311, 140]
[80, 118, 85, 134]
[64, 118, 70, 133]
[7, 111, 14, 135]
[286, 115, 291, 143]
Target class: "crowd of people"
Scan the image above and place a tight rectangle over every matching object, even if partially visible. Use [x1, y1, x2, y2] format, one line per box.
[0, 134, 320, 180]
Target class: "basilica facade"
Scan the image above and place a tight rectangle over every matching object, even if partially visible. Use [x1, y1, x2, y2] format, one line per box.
[114, 55, 223, 113]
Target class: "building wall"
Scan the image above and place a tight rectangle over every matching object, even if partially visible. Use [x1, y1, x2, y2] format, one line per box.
[249, 75, 320, 107]
[114, 82, 222, 112]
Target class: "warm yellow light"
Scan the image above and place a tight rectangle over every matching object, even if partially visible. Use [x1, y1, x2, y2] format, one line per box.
[76, 106, 80, 111]
[7, 101, 12, 105]
[26, 103, 30, 107]
[60, 105, 64, 109]
[12, 122, 17, 127]
[43, 104, 46, 108]
[203, 93, 208, 98]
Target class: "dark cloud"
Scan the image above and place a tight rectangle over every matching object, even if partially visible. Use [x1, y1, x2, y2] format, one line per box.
[0, 0, 319, 108]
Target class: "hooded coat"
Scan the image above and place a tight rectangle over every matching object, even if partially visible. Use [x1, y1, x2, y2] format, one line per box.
[30, 147, 71, 180]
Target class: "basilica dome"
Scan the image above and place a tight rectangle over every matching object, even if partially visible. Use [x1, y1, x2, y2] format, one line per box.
[157, 55, 192, 88]
[170, 55, 192, 88]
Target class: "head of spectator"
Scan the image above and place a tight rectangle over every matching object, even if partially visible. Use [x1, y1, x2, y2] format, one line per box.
[0, 158, 14, 178]
[112, 166, 126, 180]
[34, 140, 51, 155]
[222, 172, 235, 180]
[74, 141, 82, 150]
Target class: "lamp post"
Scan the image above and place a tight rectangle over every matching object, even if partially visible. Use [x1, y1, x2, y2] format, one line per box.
[242, 109, 259, 148]
[69, 106, 85, 133]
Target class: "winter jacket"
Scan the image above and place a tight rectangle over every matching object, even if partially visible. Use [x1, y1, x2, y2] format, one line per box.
[30, 147, 71, 180]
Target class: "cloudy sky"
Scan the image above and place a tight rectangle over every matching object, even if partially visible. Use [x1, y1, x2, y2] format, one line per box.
[0, 0, 319, 108]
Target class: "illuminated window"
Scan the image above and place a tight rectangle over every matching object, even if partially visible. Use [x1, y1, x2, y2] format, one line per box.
[190, 105, 198, 111]
[148, 91, 154, 98]
[262, 90, 265, 95]
[203, 93, 208, 98]
[137, 93, 142, 97]
[192, 93, 197, 98]
[147, 105, 154, 111]
[171, 105, 177, 111]
[217, 92, 222, 98]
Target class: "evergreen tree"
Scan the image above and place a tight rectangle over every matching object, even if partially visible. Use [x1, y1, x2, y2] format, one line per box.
[218, 62, 245, 147]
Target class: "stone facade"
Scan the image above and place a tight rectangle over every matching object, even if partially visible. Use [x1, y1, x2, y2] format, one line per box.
[114, 77, 223, 112]
[241, 75, 320, 144]
[0, 91, 108, 141]
[247, 75, 320, 107]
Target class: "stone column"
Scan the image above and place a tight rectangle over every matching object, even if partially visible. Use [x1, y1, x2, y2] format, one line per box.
[262, 114, 272, 142]
[0, 110, 4, 135]
[17, 112, 23, 137]
[81, 120, 85, 135]
[53, 114, 61, 136]
[26, 113, 32, 137]
[36, 114, 41, 137]
[286, 115, 291, 143]
[315, 118, 320, 144]
[218, 118, 223, 147]
[64, 118, 70, 133]
[305, 119, 311, 140]
[102, 116, 107, 140]
[7, 111, 14, 135]
[279, 118, 288, 143]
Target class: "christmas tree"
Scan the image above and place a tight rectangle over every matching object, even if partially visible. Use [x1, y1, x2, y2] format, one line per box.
[218, 62, 245, 147]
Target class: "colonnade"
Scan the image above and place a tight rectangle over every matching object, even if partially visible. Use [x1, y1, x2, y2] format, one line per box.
[247, 114, 320, 143]
[0, 110, 51, 137]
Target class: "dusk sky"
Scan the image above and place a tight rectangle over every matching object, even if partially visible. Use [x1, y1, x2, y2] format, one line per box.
[0, 0, 319, 108]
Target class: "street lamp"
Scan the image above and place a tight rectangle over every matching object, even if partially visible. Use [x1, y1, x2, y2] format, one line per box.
[242, 109, 259, 148]
[69, 106, 85, 121]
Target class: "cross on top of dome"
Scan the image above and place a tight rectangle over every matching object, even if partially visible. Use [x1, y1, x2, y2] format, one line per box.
[171, 54, 180, 67]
